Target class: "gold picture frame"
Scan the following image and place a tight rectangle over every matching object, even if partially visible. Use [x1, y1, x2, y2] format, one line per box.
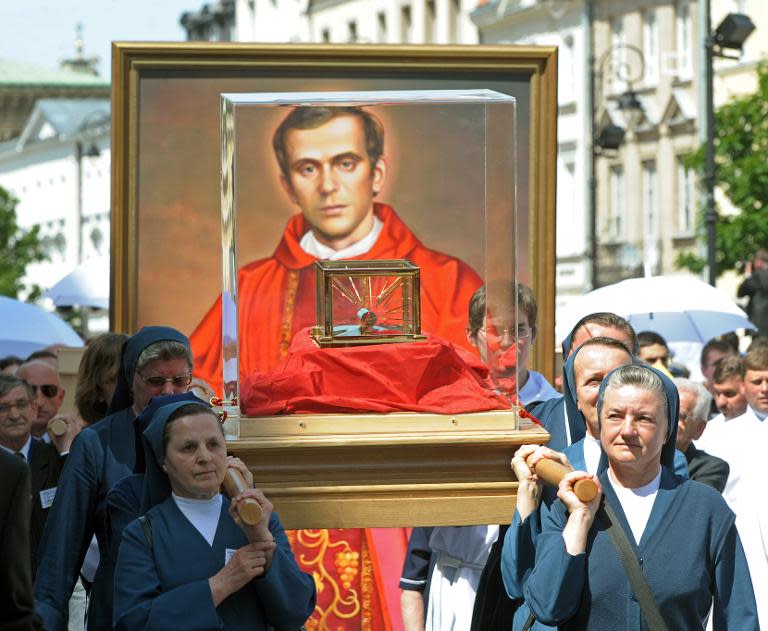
[110, 43, 557, 527]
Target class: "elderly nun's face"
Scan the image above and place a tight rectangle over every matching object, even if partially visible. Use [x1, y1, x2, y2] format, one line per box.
[164, 413, 227, 500]
[132, 357, 192, 414]
[600, 384, 668, 471]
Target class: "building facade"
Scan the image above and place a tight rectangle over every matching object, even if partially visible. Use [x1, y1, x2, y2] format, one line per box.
[304, 0, 478, 44]
[0, 98, 111, 300]
[473, 0, 765, 314]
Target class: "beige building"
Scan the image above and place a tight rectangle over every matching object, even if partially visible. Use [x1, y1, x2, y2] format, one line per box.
[474, 0, 765, 303]
[592, 0, 702, 286]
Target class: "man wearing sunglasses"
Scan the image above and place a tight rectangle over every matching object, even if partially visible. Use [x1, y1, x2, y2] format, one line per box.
[16, 360, 79, 455]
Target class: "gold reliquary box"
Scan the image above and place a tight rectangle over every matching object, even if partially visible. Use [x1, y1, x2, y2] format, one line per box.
[311, 259, 426, 347]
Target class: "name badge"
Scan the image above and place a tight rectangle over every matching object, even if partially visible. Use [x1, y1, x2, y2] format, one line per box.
[40, 487, 57, 509]
[225, 548, 236, 566]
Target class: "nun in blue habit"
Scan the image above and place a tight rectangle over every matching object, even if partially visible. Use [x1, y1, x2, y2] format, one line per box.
[113, 399, 316, 630]
[501, 337, 634, 630]
[34, 326, 193, 631]
[523, 364, 758, 630]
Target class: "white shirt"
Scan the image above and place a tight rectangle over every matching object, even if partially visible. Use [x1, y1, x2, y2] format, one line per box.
[582, 433, 602, 475]
[172, 493, 222, 546]
[299, 215, 383, 261]
[0, 434, 32, 461]
[607, 468, 662, 544]
[518, 370, 559, 407]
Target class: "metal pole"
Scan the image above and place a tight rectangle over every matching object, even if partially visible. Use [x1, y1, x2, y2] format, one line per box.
[703, 1, 717, 286]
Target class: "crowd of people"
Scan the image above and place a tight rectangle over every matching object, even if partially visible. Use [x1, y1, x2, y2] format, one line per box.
[0, 328, 316, 631]
[1, 277, 766, 630]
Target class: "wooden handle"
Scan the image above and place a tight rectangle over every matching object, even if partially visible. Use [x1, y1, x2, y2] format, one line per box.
[49, 418, 68, 437]
[222, 468, 263, 525]
[525, 454, 599, 503]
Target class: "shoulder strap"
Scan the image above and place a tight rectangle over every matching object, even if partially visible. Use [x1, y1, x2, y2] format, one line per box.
[597, 501, 668, 631]
[138, 515, 153, 551]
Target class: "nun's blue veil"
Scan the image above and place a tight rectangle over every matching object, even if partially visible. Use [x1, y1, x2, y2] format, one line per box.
[596, 363, 680, 469]
[107, 326, 191, 415]
[139, 395, 213, 513]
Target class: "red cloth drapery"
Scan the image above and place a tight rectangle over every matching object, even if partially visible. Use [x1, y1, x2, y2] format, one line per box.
[241, 330, 512, 416]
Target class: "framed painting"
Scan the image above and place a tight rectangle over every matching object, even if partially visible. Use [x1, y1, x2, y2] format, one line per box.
[111, 43, 557, 528]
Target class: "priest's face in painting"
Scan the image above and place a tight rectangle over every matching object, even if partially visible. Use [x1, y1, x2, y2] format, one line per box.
[280, 113, 386, 251]
[164, 412, 228, 500]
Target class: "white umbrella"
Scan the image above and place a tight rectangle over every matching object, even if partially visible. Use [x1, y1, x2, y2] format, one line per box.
[556, 275, 755, 344]
[0, 296, 83, 357]
[44, 255, 109, 309]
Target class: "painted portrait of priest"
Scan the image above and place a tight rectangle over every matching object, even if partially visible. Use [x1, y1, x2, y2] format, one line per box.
[190, 104, 483, 392]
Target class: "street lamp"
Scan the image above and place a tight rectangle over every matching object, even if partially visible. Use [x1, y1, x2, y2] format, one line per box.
[589, 43, 646, 289]
[703, 9, 755, 285]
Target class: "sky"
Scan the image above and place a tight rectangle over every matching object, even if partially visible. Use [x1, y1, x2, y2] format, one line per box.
[1, 0, 197, 78]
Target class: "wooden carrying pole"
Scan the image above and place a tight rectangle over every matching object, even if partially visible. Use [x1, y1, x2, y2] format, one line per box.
[48, 418, 68, 437]
[222, 468, 263, 525]
[526, 454, 599, 502]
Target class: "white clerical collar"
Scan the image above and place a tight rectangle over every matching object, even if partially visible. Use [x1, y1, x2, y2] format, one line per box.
[299, 215, 383, 260]
[0, 434, 32, 461]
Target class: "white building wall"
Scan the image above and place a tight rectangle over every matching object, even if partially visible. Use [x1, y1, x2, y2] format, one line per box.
[473, 2, 589, 313]
[0, 137, 110, 297]
[233, 0, 479, 44]
[235, 0, 309, 42]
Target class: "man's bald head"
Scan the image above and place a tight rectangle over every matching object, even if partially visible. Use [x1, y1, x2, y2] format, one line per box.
[16, 360, 65, 437]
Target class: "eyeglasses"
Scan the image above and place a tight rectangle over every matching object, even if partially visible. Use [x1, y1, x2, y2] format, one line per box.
[29, 384, 60, 398]
[479, 324, 533, 340]
[138, 372, 192, 389]
[0, 399, 31, 418]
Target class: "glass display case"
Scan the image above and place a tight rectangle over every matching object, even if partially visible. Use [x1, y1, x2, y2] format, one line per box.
[216, 90, 533, 523]
[220, 89, 519, 437]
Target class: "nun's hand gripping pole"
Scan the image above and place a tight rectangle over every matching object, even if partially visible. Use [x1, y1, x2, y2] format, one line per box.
[222, 467, 263, 526]
[525, 454, 599, 502]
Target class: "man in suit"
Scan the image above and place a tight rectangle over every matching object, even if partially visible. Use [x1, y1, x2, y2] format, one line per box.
[0, 449, 43, 630]
[0, 375, 65, 574]
[16, 360, 79, 452]
[674, 378, 729, 492]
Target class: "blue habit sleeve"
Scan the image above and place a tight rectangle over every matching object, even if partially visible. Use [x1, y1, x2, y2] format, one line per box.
[501, 509, 541, 600]
[33, 429, 102, 631]
[252, 513, 316, 629]
[523, 500, 587, 626]
[114, 521, 222, 631]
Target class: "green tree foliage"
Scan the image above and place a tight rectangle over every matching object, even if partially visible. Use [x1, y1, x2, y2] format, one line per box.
[0, 185, 47, 298]
[679, 63, 768, 275]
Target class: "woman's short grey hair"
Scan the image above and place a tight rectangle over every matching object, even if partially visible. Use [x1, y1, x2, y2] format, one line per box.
[599, 365, 668, 413]
[135, 340, 193, 375]
[673, 378, 712, 421]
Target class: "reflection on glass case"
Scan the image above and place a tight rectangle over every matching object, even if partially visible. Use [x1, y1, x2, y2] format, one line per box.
[219, 88, 518, 432]
[311, 259, 426, 347]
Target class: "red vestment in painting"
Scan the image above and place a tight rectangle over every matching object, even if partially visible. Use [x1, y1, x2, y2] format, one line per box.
[190, 203, 482, 630]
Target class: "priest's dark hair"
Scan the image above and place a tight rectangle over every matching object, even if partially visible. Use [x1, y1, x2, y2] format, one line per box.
[272, 106, 385, 179]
